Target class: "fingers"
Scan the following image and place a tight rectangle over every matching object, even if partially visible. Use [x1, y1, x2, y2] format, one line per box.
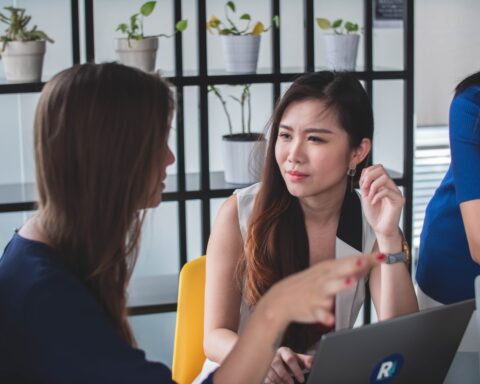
[296, 353, 314, 370]
[270, 353, 294, 384]
[319, 252, 384, 280]
[360, 165, 402, 203]
[278, 347, 306, 383]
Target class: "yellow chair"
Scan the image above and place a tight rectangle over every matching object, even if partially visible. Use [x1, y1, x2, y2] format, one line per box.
[172, 256, 206, 384]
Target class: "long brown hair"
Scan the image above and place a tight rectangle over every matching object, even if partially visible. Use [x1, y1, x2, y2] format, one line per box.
[34, 63, 174, 345]
[238, 71, 374, 352]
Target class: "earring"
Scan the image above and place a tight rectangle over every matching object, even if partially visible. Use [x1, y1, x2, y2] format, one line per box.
[347, 166, 356, 192]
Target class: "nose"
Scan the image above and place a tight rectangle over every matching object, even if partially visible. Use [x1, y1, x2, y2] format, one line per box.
[165, 146, 176, 166]
[287, 139, 305, 164]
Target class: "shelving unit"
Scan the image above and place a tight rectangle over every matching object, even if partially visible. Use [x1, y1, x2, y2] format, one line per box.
[0, 0, 414, 321]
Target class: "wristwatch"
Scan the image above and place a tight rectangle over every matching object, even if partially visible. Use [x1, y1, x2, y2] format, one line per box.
[385, 238, 410, 265]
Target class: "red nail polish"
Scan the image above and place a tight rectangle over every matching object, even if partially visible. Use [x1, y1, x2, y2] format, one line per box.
[356, 258, 364, 267]
[377, 253, 386, 261]
[345, 277, 352, 285]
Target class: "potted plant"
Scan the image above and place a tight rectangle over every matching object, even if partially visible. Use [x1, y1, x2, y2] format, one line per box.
[207, 1, 278, 74]
[316, 17, 360, 71]
[0, 6, 54, 83]
[115, 1, 187, 73]
[209, 84, 266, 184]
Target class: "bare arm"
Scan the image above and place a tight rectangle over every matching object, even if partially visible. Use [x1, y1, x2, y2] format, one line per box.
[203, 195, 243, 363]
[360, 165, 418, 320]
[460, 199, 480, 264]
[369, 235, 418, 320]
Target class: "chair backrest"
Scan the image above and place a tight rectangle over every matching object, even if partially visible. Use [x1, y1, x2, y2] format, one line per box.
[172, 256, 206, 384]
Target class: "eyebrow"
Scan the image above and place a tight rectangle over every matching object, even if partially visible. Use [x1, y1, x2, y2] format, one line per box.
[279, 124, 334, 134]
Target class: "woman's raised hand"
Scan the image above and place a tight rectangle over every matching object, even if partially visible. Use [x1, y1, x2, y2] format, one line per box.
[359, 164, 405, 240]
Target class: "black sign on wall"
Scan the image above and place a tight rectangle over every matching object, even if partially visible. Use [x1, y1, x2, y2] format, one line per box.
[374, 0, 404, 28]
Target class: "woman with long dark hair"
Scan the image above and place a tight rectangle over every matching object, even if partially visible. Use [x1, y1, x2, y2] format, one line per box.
[0, 63, 383, 383]
[199, 71, 418, 384]
[416, 71, 480, 308]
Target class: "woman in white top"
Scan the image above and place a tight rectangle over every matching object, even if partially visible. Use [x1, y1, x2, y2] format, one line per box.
[199, 71, 418, 384]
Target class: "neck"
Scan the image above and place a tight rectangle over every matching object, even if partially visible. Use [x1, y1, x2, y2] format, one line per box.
[299, 182, 347, 225]
[18, 211, 52, 246]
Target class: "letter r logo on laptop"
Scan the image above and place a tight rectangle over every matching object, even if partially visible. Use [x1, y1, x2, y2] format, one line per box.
[370, 354, 404, 383]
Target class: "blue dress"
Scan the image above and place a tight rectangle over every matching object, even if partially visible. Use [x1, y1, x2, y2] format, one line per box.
[416, 85, 480, 304]
[0, 233, 215, 384]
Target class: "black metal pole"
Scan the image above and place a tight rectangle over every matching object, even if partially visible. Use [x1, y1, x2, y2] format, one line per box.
[84, 0, 95, 62]
[404, 0, 415, 273]
[71, 0, 80, 64]
[198, 0, 211, 252]
[304, 0, 314, 72]
[174, 0, 187, 267]
[271, 0, 281, 105]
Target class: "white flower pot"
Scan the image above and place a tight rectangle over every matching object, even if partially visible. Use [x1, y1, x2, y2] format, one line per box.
[1, 41, 46, 83]
[115, 37, 158, 73]
[221, 35, 261, 74]
[222, 133, 266, 184]
[322, 34, 360, 71]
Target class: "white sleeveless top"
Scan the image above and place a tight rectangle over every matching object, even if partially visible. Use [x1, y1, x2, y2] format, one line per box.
[194, 183, 377, 383]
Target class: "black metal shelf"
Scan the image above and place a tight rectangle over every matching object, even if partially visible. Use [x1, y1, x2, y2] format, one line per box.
[0, 168, 405, 214]
[0, 69, 408, 94]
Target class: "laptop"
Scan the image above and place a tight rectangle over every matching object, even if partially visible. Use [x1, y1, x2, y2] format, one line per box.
[306, 299, 475, 384]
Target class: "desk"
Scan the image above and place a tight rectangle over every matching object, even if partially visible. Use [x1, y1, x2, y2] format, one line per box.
[127, 274, 178, 315]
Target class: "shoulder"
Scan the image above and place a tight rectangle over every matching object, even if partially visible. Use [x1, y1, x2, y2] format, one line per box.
[450, 86, 480, 137]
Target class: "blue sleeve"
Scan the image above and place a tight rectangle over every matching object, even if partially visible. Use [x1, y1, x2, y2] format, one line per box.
[21, 270, 174, 384]
[449, 87, 480, 204]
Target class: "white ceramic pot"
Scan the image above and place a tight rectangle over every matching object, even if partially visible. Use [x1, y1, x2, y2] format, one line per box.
[115, 37, 158, 73]
[1, 40, 46, 83]
[221, 35, 261, 74]
[222, 133, 266, 184]
[322, 34, 360, 71]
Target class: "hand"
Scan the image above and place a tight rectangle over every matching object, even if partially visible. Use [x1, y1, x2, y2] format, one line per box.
[264, 347, 312, 384]
[359, 164, 405, 239]
[261, 252, 384, 329]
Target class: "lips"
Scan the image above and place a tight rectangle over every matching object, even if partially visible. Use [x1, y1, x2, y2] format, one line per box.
[286, 169, 308, 181]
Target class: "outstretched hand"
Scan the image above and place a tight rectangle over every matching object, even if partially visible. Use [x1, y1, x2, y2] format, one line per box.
[264, 252, 385, 329]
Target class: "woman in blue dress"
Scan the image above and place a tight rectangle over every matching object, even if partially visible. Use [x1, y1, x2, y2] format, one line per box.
[416, 71, 480, 308]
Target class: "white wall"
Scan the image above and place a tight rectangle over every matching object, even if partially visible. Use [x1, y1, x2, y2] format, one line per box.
[415, 0, 480, 126]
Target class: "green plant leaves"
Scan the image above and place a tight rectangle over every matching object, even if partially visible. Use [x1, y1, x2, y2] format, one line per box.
[0, 6, 53, 43]
[140, 1, 156, 17]
[240, 13, 251, 21]
[316, 17, 360, 34]
[226, 1, 236, 13]
[316, 17, 331, 30]
[176, 19, 188, 32]
[272, 15, 279, 28]
[332, 19, 342, 28]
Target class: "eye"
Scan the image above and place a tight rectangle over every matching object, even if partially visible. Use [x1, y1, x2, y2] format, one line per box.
[308, 135, 326, 143]
[278, 131, 291, 140]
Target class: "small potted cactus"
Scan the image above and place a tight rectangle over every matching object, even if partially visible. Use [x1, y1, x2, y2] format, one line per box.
[0, 6, 54, 83]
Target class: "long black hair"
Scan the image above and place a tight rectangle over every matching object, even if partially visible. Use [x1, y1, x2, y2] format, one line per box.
[455, 71, 480, 95]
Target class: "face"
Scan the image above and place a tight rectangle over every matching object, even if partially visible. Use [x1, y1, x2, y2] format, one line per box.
[147, 139, 176, 208]
[275, 99, 366, 199]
